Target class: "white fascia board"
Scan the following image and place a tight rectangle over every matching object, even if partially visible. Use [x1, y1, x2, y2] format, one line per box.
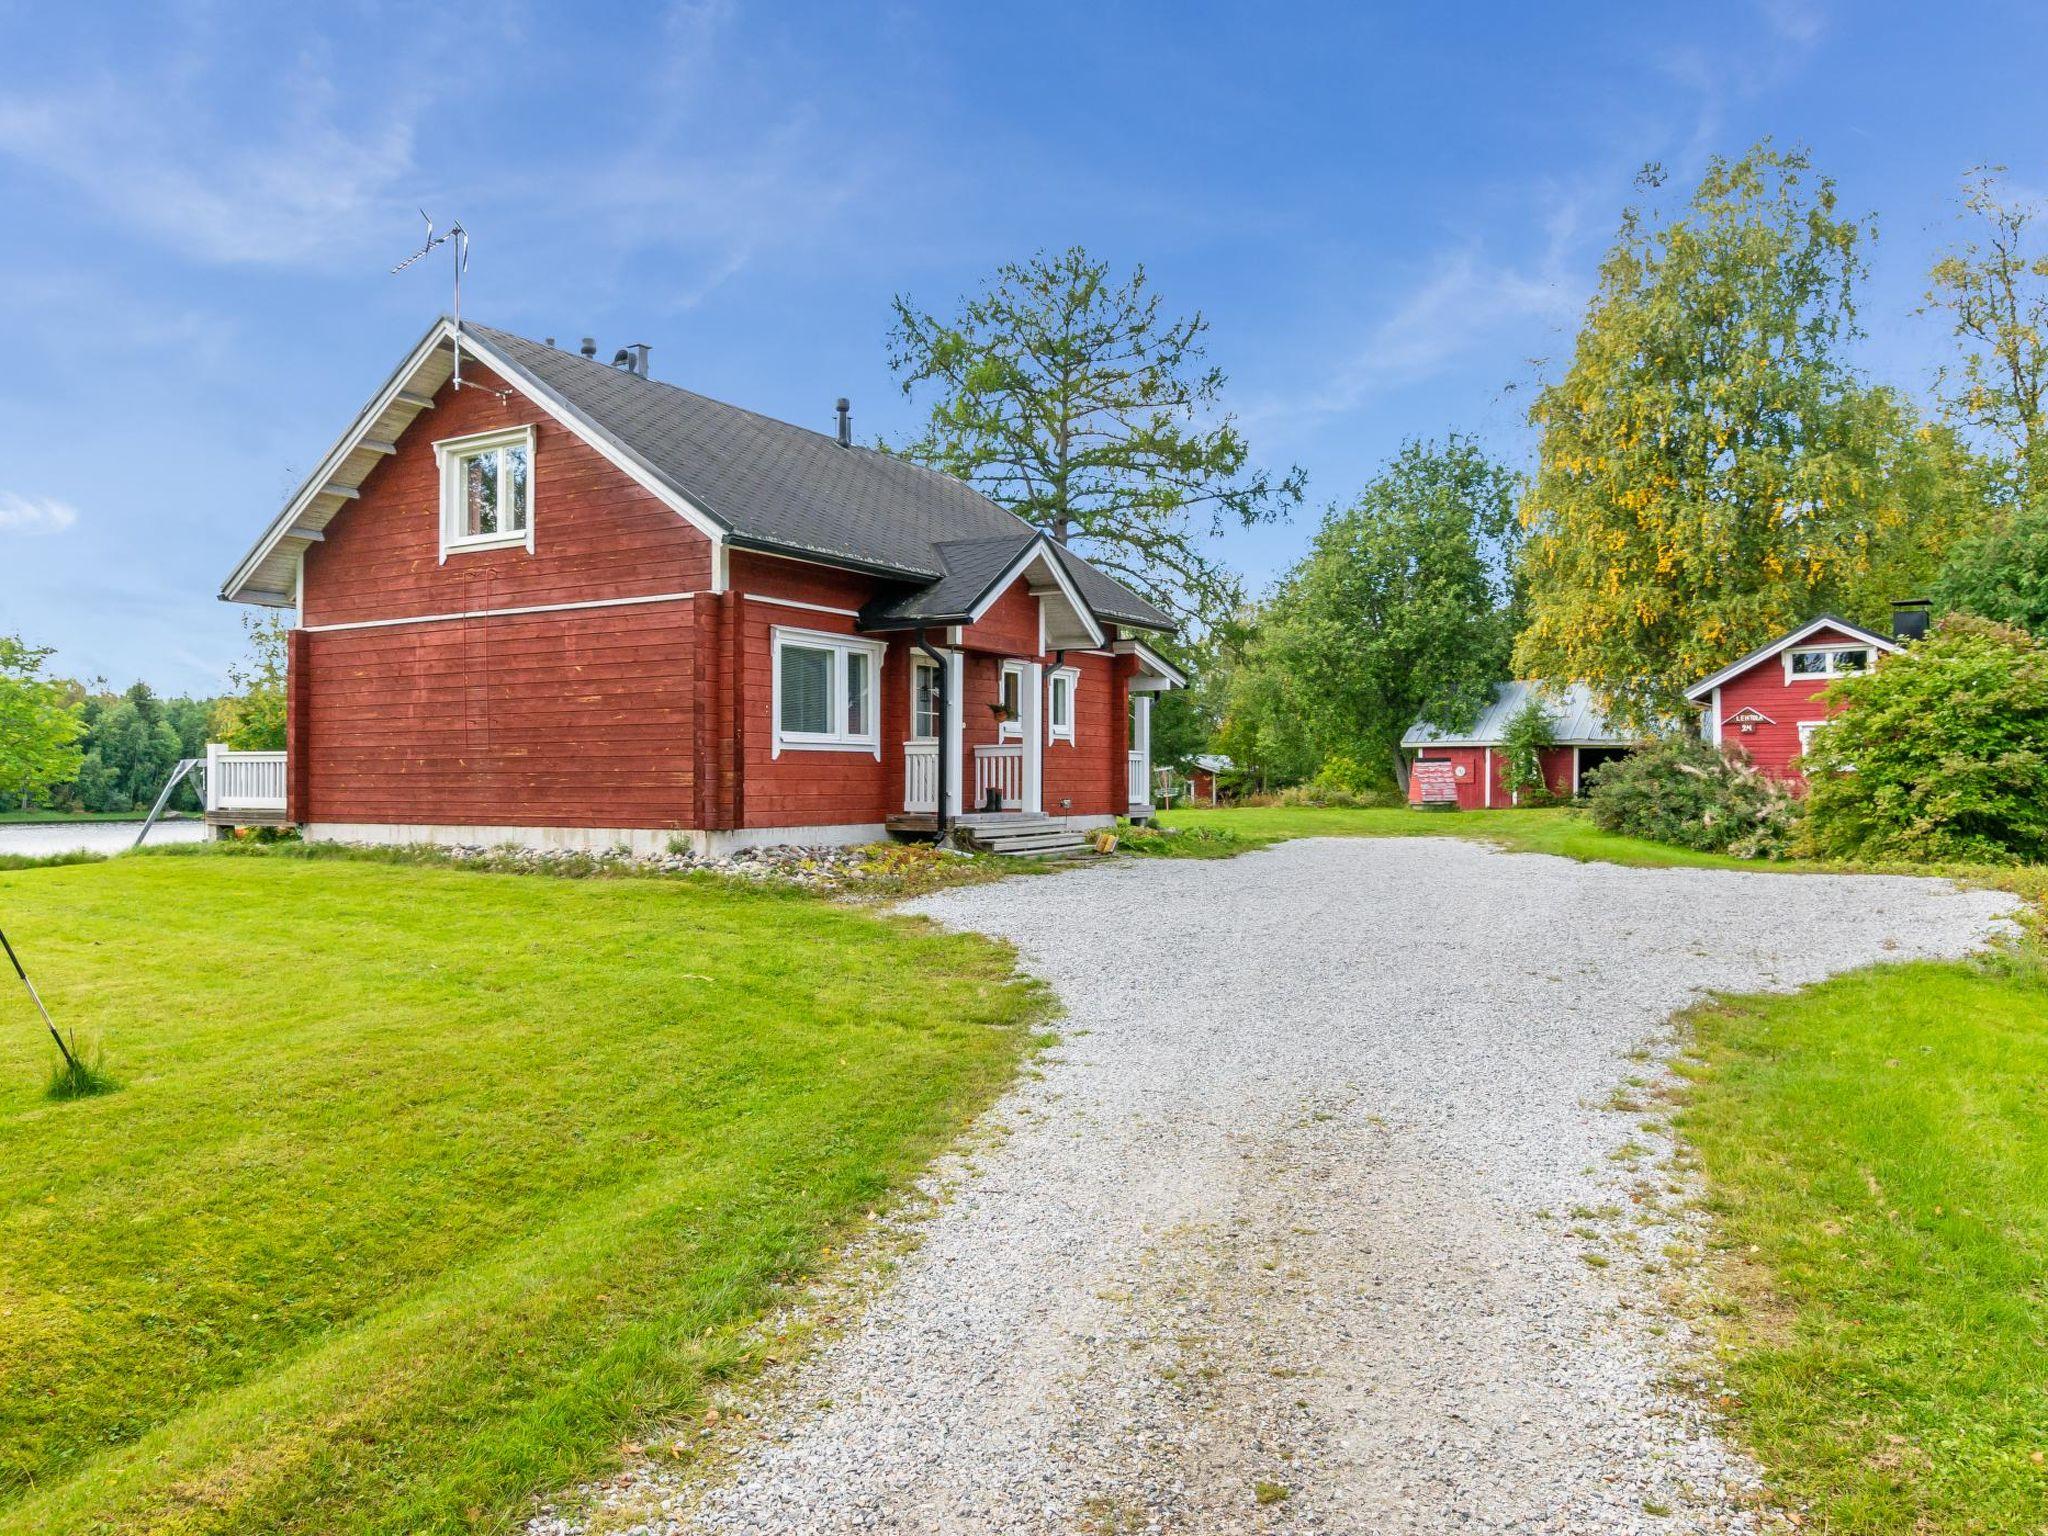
[220, 318, 455, 604]
[452, 328, 729, 561]
[1111, 636, 1187, 689]
[1684, 617, 1900, 701]
[968, 537, 1105, 647]
[222, 319, 734, 607]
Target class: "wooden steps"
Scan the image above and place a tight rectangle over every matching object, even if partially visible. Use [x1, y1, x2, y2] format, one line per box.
[887, 812, 1101, 859]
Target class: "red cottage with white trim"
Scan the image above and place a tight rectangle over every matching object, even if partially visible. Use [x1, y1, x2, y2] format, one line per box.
[217, 320, 1181, 854]
[1683, 615, 1902, 787]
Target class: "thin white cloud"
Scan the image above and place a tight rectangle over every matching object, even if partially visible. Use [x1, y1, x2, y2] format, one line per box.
[0, 493, 79, 535]
[0, 57, 421, 269]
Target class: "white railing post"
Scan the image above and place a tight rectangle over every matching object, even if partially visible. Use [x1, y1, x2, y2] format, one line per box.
[204, 741, 222, 813]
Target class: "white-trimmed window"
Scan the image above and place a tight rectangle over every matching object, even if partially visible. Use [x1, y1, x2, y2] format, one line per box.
[436, 426, 535, 559]
[1786, 645, 1872, 681]
[911, 657, 940, 741]
[998, 661, 1025, 738]
[1047, 666, 1079, 744]
[772, 627, 884, 757]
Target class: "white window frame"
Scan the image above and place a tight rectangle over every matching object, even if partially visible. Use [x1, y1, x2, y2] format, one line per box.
[435, 425, 536, 561]
[1047, 666, 1079, 744]
[771, 625, 885, 759]
[1783, 645, 1873, 682]
[998, 660, 1026, 739]
[910, 656, 940, 742]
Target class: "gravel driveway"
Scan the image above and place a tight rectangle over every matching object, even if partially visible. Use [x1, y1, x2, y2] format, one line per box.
[542, 838, 2015, 1536]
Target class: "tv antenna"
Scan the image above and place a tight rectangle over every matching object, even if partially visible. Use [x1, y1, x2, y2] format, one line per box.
[392, 211, 471, 388]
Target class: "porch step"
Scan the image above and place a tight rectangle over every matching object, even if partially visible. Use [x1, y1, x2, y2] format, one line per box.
[959, 818, 1101, 858]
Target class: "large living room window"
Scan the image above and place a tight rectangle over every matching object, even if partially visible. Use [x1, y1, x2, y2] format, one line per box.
[773, 627, 885, 757]
[435, 426, 535, 559]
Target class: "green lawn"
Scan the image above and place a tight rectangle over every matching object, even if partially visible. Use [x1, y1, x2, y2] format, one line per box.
[1157, 802, 1785, 870]
[1677, 964, 2048, 1534]
[0, 853, 1042, 1535]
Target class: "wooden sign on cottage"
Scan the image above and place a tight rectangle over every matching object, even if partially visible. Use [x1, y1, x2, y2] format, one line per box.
[1722, 706, 1775, 734]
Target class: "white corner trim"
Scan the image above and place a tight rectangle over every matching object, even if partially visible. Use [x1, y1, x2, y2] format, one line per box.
[769, 624, 887, 760]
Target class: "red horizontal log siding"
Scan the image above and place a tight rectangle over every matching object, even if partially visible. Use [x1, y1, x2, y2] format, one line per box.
[1712, 623, 1873, 786]
[957, 581, 1042, 658]
[1042, 652, 1122, 816]
[303, 363, 712, 628]
[297, 605, 699, 827]
[291, 362, 718, 831]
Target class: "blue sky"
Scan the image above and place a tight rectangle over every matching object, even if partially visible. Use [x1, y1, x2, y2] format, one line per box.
[2, 0, 2042, 695]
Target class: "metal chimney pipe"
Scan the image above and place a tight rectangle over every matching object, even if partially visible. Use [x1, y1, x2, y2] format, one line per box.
[628, 343, 651, 378]
[835, 397, 852, 447]
[579, 336, 597, 359]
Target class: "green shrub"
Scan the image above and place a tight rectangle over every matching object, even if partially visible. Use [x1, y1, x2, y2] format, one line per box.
[1500, 697, 1558, 804]
[1800, 615, 2048, 864]
[1583, 736, 1800, 857]
[1271, 783, 1399, 809]
[1308, 752, 1386, 796]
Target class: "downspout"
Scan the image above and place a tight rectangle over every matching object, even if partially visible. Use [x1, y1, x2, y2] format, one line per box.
[915, 628, 951, 837]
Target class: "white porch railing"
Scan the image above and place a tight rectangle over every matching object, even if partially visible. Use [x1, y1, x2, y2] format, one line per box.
[1128, 750, 1149, 810]
[205, 744, 287, 813]
[903, 741, 939, 813]
[973, 743, 1024, 811]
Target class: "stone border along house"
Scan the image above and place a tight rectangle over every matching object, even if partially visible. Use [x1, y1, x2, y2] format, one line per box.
[1402, 607, 1925, 809]
[218, 318, 1183, 856]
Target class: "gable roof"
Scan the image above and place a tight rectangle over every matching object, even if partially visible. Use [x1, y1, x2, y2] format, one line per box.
[1683, 615, 1899, 702]
[220, 318, 1172, 635]
[858, 533, 1105, 647]
[1401, 680, 1637, 750]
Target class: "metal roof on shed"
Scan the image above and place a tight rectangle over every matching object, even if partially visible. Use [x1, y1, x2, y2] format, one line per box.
[1401, 681, 1635, 749]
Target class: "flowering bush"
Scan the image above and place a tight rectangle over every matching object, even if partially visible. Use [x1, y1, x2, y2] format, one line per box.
[1583, 736, 1800, 858]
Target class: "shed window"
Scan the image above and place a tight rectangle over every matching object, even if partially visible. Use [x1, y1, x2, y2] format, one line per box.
[772, 628, 885, 756]
[436, 426, 535, 558]
[1788, 646, 1872, 680]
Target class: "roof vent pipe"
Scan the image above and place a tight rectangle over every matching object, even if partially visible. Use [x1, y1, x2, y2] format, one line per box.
[628, 342, 651, 378]
[835, 397, 852, 447]
[580, 337, 597, 359]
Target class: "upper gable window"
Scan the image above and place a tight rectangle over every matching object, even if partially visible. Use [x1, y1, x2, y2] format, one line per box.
[435, 426, 535, 559]
[1786, 645, 1871, 681]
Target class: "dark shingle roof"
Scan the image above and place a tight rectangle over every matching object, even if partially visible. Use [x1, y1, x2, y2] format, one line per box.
[465, 324, 1171, 629]
[858, 535, 1037, 627]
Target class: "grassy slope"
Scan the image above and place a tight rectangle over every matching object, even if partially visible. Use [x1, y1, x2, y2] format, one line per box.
[1158, 803, 2046, 1533]
[0, 855, 1041, 1535]
[1677, 965, 2048, 1533]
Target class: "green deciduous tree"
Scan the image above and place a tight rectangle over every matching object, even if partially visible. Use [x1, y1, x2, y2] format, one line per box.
[1515, 143, 1967, 732]
[1801, 615, 2048, 864]
[1924, 166, 2048, 512]
[1245, 436, 1523, 785]
[1499, 697, 1558, 803]
[0, 635, 85, 809]
[213, 614, 289, 752]
[1932, 501, 2048, 635]
[888, 246, 1304, 630]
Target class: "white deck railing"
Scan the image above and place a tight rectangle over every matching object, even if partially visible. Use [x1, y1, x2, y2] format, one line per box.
[973, 743, 1024, 811]
[903, 741, 939, 813]
[1128, 750, 1149, 810]
[205, 745, 288, 813]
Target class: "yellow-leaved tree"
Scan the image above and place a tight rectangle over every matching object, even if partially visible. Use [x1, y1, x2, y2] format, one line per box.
[1515, 142, 1978, 732]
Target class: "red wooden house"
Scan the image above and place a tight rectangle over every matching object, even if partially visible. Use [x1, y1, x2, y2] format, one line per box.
[218, 320, 1182, 855]
[1683, 614, 1902, 785]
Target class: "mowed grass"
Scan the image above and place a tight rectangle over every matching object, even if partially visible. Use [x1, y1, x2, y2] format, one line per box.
[1676, 962, 2048, 1534]
[0, 854, 1042, 1535]
[1157, 802, 1779, 870]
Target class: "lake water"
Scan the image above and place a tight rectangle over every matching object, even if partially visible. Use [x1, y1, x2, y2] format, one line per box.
[0, 820, 208, 858]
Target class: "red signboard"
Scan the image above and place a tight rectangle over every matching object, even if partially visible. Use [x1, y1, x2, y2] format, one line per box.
[1411, 759, 1460, 805]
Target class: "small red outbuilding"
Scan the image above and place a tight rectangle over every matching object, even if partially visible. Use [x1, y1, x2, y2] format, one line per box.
[1403, 681, 1636, 810]
[1683, 615, 1902, 787]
